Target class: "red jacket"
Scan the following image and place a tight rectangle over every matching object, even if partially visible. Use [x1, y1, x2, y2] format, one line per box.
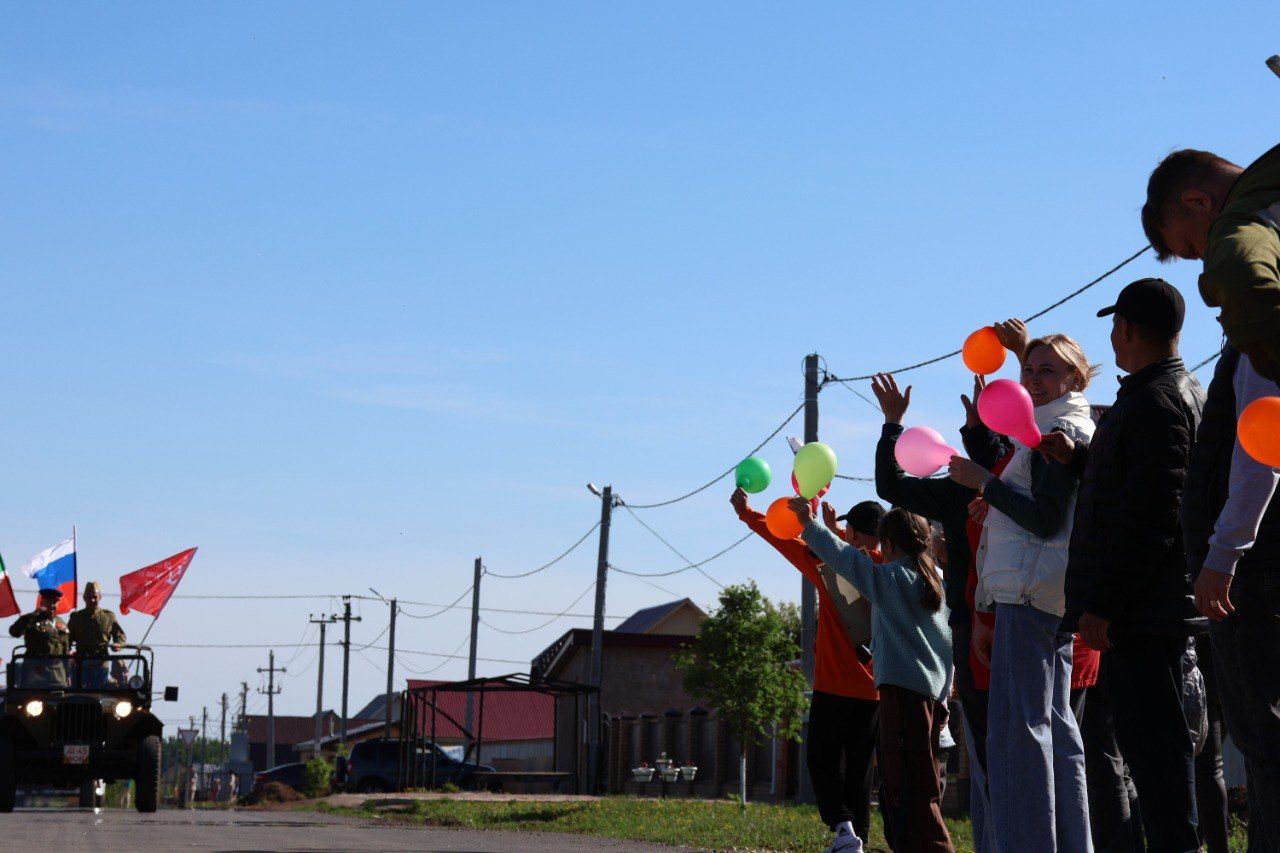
[737, 507, 878, 701]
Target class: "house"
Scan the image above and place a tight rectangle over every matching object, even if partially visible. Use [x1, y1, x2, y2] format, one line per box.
[245, 711, 342, 770]
[531, 598, 707, 786]
[294, 694, 403, 760]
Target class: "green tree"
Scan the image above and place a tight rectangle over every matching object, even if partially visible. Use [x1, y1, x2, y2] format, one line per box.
[674, 582, 808, 808]
[303, 755, 334, 798]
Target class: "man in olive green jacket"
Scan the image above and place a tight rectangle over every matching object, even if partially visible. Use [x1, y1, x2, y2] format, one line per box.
[9, 588, 71, 686]
[1141, 143, 1280, 381]
[68, 581, 126, 687]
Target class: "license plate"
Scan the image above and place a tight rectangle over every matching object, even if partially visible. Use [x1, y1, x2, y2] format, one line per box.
[63, 744, 90, 765]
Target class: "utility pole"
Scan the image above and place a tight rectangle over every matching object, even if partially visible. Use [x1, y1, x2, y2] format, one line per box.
[798, 353, 820, 804]
[199, 707, 208, 799]
[465, 557, 482, 749]
[257, 651, 285, 769]
[220, 693, 228, 757]
[238, 681, 249, 731]
[338, 596, 362, 746]
[185, 714, 196, 808]
[310, 614, 338, 750]
[586, 484, 615, 796]
[384, 598, 397, 739]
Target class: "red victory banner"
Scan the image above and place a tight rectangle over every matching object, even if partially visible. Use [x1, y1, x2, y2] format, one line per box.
[119, 548, 198, 617]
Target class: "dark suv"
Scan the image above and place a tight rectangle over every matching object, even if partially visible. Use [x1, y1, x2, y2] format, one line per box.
[0, 646, 177, 812]
[343, 738, 497, 793]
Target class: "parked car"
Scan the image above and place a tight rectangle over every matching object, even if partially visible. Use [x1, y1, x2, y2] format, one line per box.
[343, 738, 497, 793]
[252, 761, 307, 793]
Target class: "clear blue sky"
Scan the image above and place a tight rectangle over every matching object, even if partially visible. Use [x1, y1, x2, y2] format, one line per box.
[2, 3, 1277, 730]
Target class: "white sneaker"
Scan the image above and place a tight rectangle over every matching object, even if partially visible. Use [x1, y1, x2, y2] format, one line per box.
[825, 821, 863, 853]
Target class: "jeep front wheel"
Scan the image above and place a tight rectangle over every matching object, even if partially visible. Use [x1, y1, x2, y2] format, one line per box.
[135, 735, 161, 813]
[0, 734, 15, 812]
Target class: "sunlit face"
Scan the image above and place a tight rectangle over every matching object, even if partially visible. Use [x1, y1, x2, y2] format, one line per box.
[1021, 344, 1079, 406]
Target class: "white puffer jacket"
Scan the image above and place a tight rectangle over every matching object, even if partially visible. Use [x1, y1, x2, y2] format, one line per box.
[975, 392, 1096, 617]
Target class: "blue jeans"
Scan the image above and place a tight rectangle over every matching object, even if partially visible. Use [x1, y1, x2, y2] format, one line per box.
[987, 603, 1092, 853]
[1209, 570, 1280, 851]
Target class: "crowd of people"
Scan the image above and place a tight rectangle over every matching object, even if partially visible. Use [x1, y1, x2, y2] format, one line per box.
[732, 144, 1280, 853]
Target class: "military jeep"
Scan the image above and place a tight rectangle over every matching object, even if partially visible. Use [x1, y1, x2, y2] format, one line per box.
[0, 645, 177, 812]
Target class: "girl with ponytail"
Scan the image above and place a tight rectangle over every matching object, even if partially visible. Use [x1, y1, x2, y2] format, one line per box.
[790, 499, 955, 852]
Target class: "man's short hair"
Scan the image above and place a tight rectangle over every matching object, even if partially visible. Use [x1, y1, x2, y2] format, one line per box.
[1142, 149, 1239, 262]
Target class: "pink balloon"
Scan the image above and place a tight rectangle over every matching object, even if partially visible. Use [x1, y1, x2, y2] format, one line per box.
[895, 427, 959, 477]
[978, 379, 1042, 448]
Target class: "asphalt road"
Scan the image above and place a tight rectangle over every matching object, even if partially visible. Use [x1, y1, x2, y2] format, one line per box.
[2, 807, 691, 851]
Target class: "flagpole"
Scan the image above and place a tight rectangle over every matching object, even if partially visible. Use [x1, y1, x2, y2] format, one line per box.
[71, 524, 78, 614]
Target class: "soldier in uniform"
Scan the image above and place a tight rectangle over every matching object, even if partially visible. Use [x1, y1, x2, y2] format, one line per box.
[8, 588, 71, 687]
[68, 581, 126, 687]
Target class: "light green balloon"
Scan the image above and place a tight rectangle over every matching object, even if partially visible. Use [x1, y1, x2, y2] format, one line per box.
[793, 442, 837, 499]
[735, 456, 772, 494]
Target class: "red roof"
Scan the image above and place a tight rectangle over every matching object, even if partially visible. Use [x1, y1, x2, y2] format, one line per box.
[405, 680, 553, 742]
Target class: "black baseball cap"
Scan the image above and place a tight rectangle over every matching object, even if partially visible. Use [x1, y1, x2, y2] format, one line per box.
[837, 501, 886, 536]
[1097, 278, 1185, 336]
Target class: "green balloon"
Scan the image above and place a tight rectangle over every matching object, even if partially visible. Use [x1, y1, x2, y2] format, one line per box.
[793, 442, 838, 499]
[735, 456, 772, 494]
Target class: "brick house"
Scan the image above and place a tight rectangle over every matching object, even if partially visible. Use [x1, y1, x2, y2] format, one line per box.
[245, 711, 344, 770]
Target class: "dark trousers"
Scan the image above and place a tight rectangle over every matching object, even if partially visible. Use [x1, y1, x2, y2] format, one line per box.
[807, 690, 879, 837]
[1194, 635, 1229, 853]
[1103, 636, 1199, 853]
[1081, 674, 1144, 853]
[878, 684, 954, 853]
[1209, 570, 1280, 850]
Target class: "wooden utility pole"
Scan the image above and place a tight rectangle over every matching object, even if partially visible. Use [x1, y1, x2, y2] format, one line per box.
[338, 596, 362, 746]
[257, 651, 285, 769]
[465, 557, 482, 747]
[310, 614, 338, 749]
[586, 484, 614, 795]
[798, 353, 820, 804]
[384, 599, 397, 739]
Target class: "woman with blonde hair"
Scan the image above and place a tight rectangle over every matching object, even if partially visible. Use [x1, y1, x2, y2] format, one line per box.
[948, 325, 1097, 852]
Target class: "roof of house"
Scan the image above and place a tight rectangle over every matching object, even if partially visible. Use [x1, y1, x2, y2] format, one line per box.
[531, 628, 694, 681]
[402, 679, 553, 742]
[613, 598, 705, 634]
[353, 692, 402, 722]
[245, 711, 368, 746]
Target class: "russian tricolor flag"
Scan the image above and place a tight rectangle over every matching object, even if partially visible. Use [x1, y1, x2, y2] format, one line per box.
[22, 538, 77, 615]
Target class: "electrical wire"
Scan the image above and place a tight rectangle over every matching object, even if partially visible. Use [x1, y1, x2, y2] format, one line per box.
[1190, 351, 1221, 372]
[397, 584, 475, 620]
[619, 505, 725, 587]
[482, 521, 602, 579]
[478, 580, 597, 635]
[395, 635, 470, 675]
[149, 641, 524, 664]
[822, 246, 1151, 384]
[624, 401, 805, 509]
[609, 531, 753, 579]
[353, 647, 385, 675]
[349, 623, 389, 652]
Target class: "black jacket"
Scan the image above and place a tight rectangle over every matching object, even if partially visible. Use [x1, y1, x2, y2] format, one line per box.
[1183, 345, 1280, 576]
[1061, 358, 1207, 637]
[875, 423, 974, 622]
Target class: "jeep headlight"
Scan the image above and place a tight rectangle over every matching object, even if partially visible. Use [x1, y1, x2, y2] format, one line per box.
[112, 701, 133, 719]
[23, 700, 43, 717]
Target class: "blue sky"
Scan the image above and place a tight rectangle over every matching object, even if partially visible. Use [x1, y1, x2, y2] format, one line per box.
[2, 3, 1278, 729]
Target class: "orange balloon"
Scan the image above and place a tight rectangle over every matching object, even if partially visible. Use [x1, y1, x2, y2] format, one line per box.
[1239, 396, 1280, 468]
[765, 497, 805, 540]
[962, 327, 1007, 375]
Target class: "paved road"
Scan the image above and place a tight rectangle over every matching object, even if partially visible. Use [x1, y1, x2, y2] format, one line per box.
[3, 807, 692, 851]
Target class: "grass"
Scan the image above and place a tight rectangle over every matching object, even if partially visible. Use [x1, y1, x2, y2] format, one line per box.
[309, 797, 975, 852]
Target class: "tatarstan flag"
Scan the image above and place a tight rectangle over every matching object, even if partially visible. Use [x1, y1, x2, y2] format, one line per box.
[0, 552, 19, 618]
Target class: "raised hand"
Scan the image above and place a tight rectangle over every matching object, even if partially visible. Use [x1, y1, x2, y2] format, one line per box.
[994, 318, 1029, 356]
[821, 501, 844, 536]
[787, 496, 816, 526]
[960, 374, 987, 429]
[730, 487, 749, 514]
[871, 373, 911, 424]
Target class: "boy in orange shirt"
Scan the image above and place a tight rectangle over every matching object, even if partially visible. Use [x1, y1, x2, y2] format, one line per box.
[732, 488, 881, 853]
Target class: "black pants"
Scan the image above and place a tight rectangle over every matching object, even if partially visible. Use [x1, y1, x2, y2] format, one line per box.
[1081, 673, 1144, 853]
[1194, 635, 1228, 853]
[807, 690, 879, 837]
[1103, 636, 1199, 853]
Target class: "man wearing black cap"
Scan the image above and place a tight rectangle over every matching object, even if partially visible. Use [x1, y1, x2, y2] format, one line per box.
[1040, 277, 1206, 852]
[8, 588, 71, 687]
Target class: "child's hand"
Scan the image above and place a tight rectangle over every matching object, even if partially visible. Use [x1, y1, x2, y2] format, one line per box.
[730, 487, 749, 514]
[787, 497, 816, 526]
[820, 501, 844, 536]
[871, 373, 911, 424]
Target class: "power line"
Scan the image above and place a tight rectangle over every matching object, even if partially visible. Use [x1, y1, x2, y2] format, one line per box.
[1191, 351, 1221, 372]
[624, 401, 805, 509]
[149, 642, 525, 664]
[478, 580, 597, 635]
[395, 583, 474, 620]
[822, 246, 1151, 384]
[482, 521, 601, 579]
[609, 531, 753, 579]
[395, 636, 470, 676]
[620, 504, 725, 588]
